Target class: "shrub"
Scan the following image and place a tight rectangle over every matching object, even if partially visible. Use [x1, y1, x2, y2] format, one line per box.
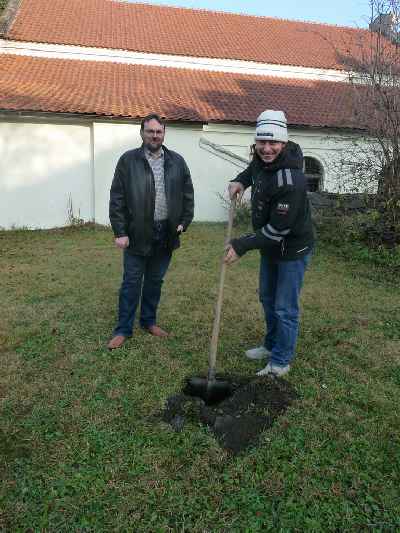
[315, 210, 400, 270]
[218, 193, 251, 228]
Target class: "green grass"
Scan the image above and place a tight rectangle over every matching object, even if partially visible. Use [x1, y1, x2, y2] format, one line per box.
[0, 224, 399, 531]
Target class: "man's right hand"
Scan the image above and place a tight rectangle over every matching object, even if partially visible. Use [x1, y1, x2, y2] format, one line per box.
[228, 182, 244, 201]
[115, 236, 130, 249]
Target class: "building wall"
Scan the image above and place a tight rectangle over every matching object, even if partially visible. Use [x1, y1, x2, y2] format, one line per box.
[0, 117, 363, 229]
[0, 120, 92, 228]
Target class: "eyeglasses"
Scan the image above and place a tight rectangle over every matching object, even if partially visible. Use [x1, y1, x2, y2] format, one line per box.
[143, 129, 164, 135]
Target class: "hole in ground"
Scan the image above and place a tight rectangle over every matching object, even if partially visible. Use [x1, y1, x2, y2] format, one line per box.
[162, 375, 298, 454]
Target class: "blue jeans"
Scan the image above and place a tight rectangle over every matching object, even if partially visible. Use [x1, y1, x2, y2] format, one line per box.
[113, 248, 172, 336]
[259, 253, 311, 367]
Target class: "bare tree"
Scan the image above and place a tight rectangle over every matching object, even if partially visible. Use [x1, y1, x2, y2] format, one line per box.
[339, 0, 400, 229]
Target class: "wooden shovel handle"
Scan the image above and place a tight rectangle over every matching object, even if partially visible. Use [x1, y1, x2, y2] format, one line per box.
[208, 199, 235, 373]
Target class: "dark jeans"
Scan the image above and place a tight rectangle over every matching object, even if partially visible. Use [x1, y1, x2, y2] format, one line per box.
[113, 247, 172, 336]
[259, 253, 312, 367]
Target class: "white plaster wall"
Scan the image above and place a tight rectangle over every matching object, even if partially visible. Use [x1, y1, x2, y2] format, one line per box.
[0, 39, 349, 82]
[0, 119, 369, 230]
[0, 121, 92, 229]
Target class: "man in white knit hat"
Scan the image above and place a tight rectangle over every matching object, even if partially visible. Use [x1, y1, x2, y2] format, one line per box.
[225, 110, 315, 377]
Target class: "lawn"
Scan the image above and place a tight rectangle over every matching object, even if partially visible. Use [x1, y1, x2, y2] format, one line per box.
[0, 223, 399, 531]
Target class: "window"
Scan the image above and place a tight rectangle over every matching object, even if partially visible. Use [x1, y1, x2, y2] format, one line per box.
[304, 157, 323, 192]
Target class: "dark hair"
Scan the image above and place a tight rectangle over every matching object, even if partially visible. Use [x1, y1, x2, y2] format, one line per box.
[140, 113, 165, 131]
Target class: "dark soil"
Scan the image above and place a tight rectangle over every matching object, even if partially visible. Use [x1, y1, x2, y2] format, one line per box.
[162, 374, 298, 454]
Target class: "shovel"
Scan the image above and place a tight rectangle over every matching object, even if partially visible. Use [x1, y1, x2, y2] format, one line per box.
[186, 199, 235, 404]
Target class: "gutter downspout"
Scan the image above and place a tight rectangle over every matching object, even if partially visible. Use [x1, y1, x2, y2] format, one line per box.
[199, 137, 249, 169]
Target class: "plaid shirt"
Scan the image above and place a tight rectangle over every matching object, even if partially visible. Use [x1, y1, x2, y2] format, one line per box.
[145, 148, 168, 221]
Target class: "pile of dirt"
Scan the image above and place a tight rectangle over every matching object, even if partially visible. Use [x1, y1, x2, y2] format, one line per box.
[162, 375, 298, 454]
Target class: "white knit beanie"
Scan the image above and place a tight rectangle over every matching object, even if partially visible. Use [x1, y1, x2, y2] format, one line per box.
[255, 110, 288, 143]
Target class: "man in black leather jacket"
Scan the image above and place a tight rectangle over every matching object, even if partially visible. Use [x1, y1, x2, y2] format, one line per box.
[107, 114, 194, 349]
[225, 110, 314, 376]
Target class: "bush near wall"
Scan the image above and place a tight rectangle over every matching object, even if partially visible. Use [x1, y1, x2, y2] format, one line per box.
[223, 191, 399, 269]
[309, 192, 400, 271]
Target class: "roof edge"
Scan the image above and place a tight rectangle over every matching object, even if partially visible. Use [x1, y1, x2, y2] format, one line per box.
[0, 109, 363, 132]
[113, 1, 365, 32]
[0, 0, 22, 37]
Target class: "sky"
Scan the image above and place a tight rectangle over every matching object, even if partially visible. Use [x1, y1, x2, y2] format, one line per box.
[128, 0, 372, 28]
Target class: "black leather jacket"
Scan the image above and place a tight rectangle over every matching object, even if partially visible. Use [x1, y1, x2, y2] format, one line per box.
[231, 141, 315, 261]
[109, 145, 194, 255]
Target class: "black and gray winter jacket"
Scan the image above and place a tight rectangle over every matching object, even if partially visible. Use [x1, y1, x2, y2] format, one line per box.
[230, 141, 315, 261]
[109, 145, 194, 256]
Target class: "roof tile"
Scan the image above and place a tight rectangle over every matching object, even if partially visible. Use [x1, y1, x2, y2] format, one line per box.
[5, 0, 369, 70]
[0, 54, 356, 128]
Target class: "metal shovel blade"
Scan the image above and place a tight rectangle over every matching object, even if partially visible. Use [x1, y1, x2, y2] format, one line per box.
[185, 375, 233, 405]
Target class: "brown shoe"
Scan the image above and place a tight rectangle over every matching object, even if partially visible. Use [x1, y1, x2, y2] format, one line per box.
[144, 325, 169, 338]
[107, 335, 127, 350]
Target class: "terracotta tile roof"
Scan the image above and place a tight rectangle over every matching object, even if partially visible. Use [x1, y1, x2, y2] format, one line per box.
[0, 54, 357, 129]
[4, 0, 369, 70]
